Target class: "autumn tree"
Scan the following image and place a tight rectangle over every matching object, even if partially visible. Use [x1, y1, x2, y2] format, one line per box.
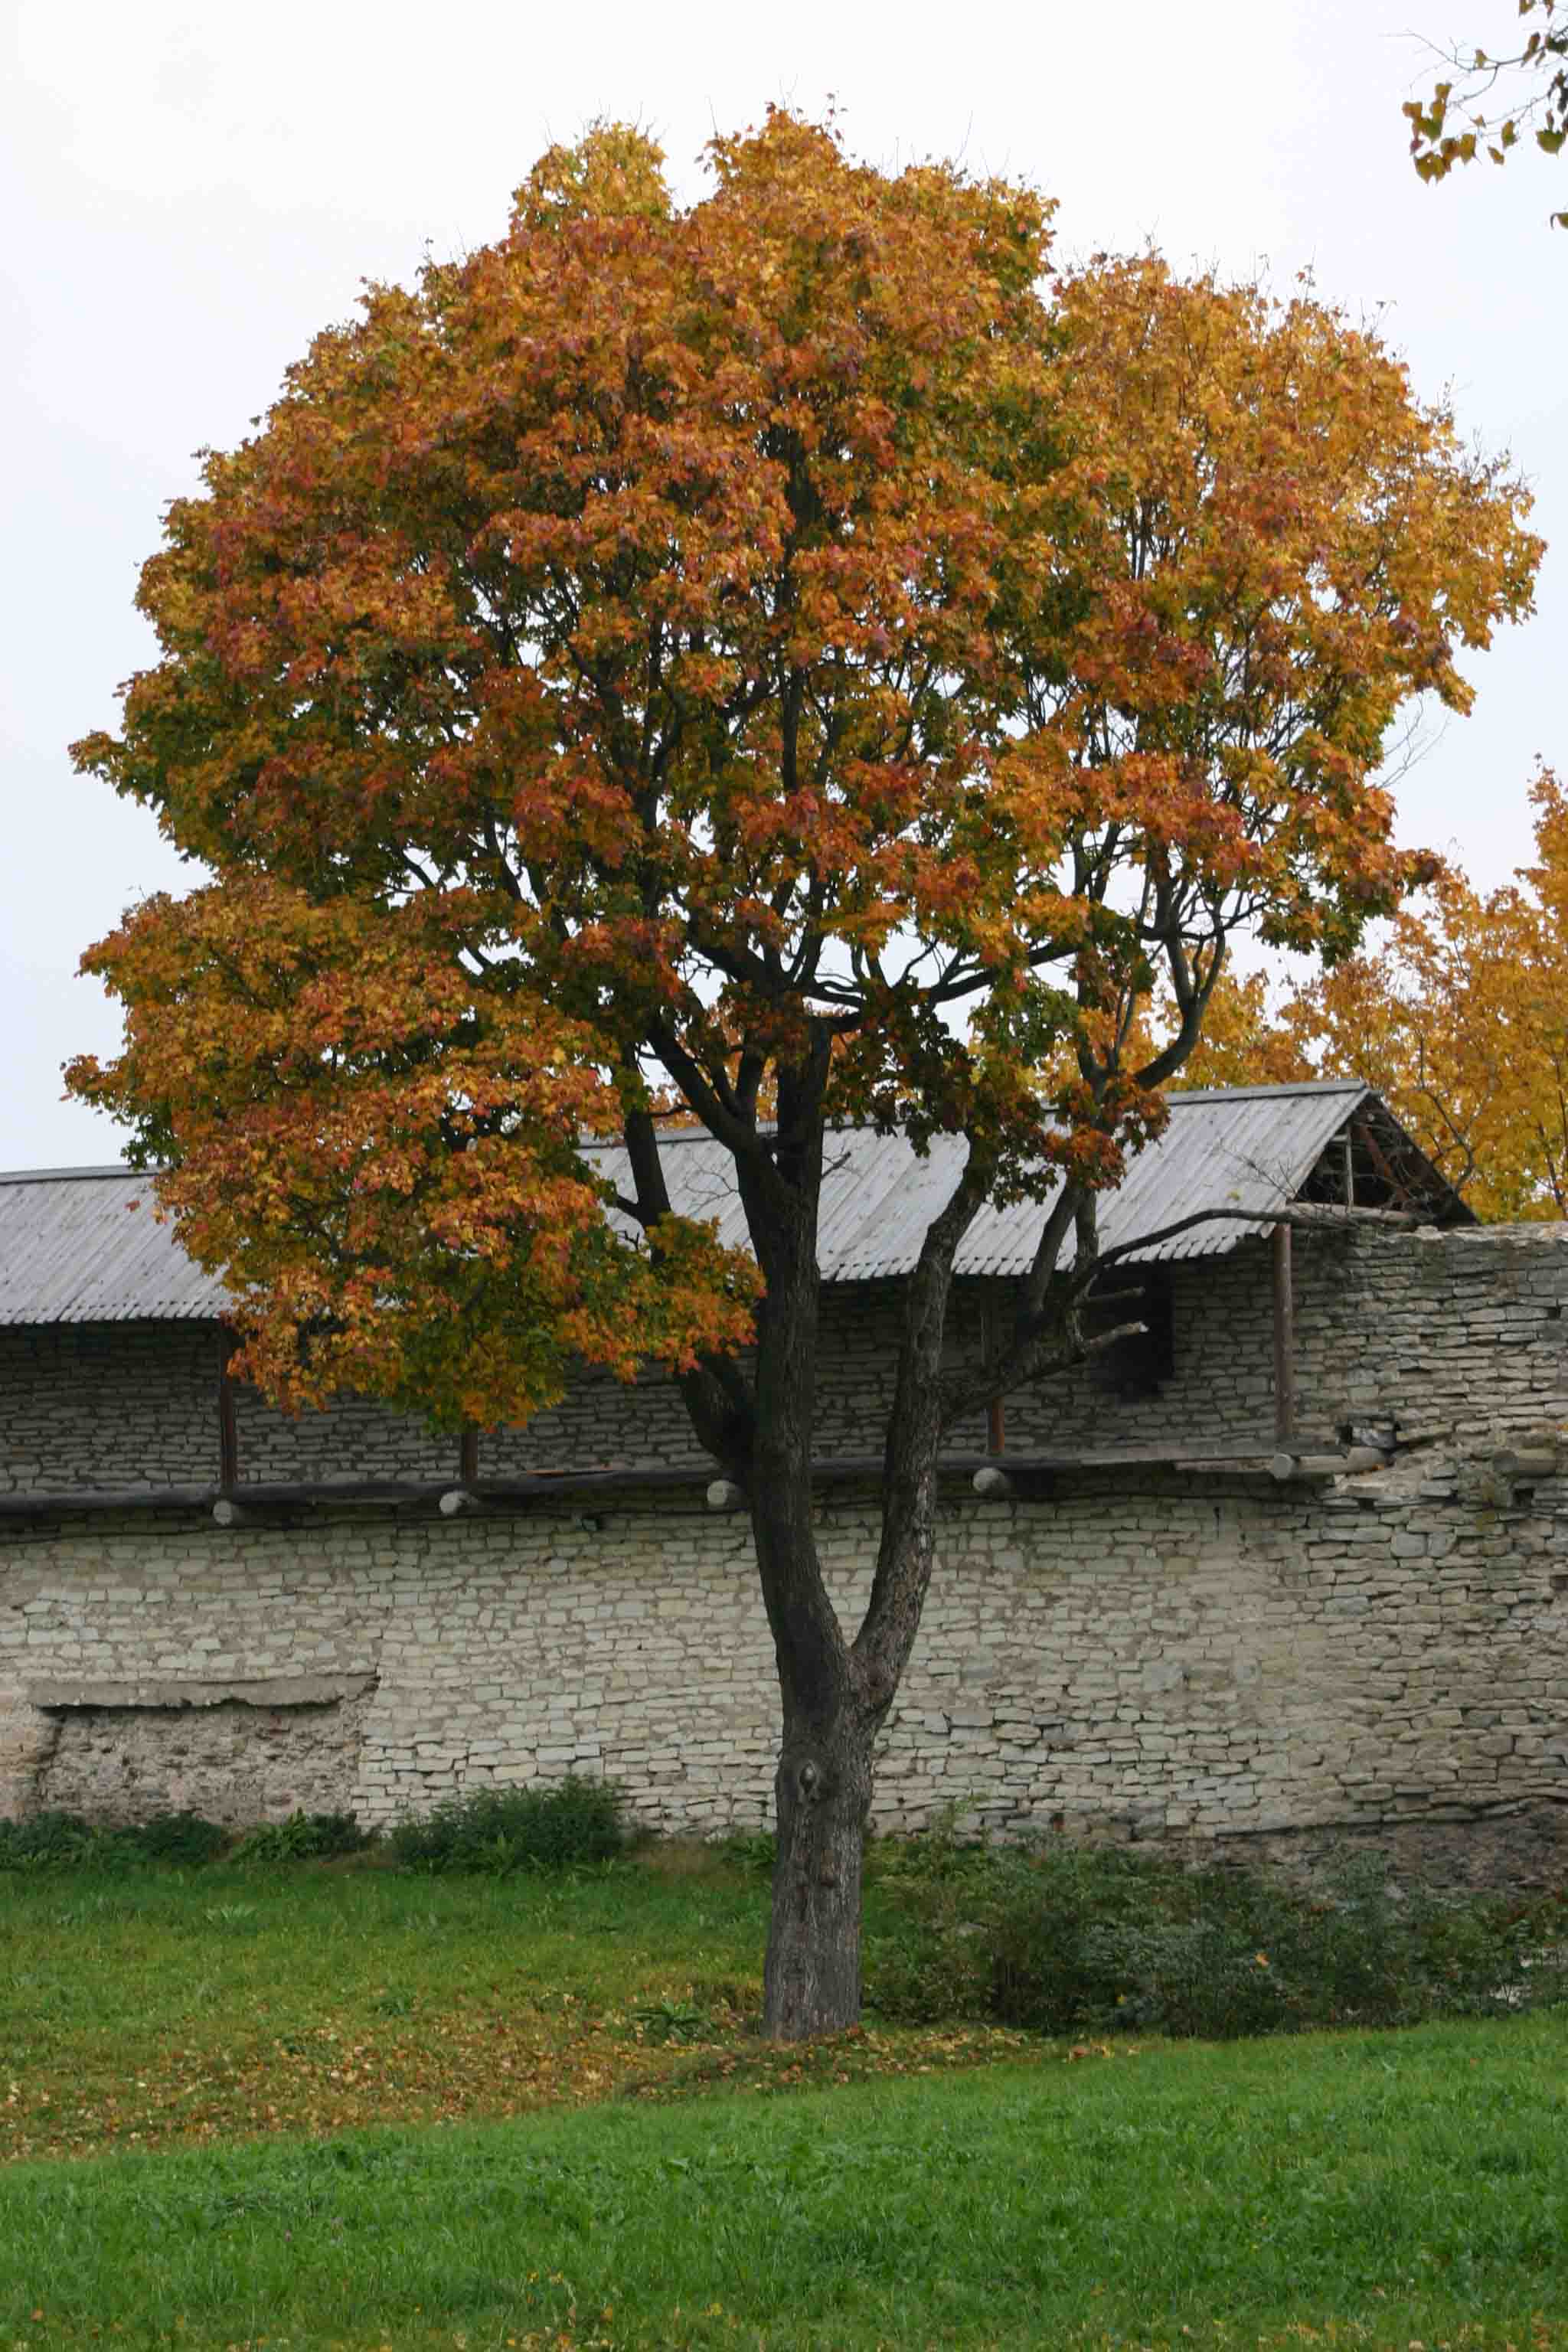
[1406, 0, 1568, 225]
[1199, 767, 1568, 1220]
[69, 116, 1540, 2037]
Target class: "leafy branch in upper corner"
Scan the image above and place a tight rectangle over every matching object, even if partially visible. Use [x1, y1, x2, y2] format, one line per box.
[1406, 0, 1568, 224]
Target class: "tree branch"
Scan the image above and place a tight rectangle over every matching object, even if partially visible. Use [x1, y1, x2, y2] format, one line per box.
[620, 1103, 757, 1475]
[850, 1139, 996, 1712]
[1089, 1195, 1423, 1279]
[645, 1019, 770, 1164]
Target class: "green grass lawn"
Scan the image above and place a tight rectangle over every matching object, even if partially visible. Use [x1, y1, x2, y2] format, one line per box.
[0, 1854, 773, 2158]
[3, 2020, 1566, 2350]
[2, 1851, 1566, 2349]
[2, 1850, 1045, 2159]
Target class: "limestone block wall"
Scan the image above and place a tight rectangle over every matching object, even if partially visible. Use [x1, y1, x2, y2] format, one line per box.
[0, 1324, 219, 1493]
[484, 1222, 1568, 1472]
[38, 1684, 379, 1828]
[232, 1387, 454, 1486]
[473, 1223, 1568, 1474]
[4, 1222, 1568, 1883]
[3, 1456, 1565, 1887]
[1298, 1225, 1568, 1443]
[955, 1225, 1568, 1458]
[472, 1249, 1304, 1473]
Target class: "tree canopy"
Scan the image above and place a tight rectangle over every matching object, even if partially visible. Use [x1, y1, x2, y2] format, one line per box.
[70, 113, 1540, 1423]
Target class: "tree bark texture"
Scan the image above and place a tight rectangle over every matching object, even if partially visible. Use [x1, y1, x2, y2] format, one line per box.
[763, 1691, 877, 2038]
[731, 1107, 886, 2037]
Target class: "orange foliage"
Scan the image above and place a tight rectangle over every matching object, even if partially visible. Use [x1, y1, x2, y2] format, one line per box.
[67, 113, 1541, 1423]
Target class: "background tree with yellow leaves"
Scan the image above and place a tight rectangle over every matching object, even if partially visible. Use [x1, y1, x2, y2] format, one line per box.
[1176, 767, 1568, 1220]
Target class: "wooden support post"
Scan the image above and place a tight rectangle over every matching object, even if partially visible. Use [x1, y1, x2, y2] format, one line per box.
[459, 1426, 479, 1487]
[983, 1295, 1005, 1457]
[217, 1329, 239, 1494]
[1271, 1223, 1295, 1445]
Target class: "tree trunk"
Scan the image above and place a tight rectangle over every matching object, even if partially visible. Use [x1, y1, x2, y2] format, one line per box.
[727, 1090, 883, 2039]
[648, 1082, 979, 2040]
[763, 1697, 876, 2039]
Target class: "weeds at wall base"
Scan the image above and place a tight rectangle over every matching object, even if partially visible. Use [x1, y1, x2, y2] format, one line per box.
[0, 1780, 625, 1878]
[861, 1827, 1568, 2037]
[2, 1792, 1564, 2041]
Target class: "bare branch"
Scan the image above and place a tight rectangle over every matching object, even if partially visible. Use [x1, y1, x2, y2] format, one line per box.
[1090, 1197, 1422, 1279]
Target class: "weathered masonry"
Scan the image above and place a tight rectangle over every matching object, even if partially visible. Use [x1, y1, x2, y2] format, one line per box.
[2, 1082, 1566, 1886]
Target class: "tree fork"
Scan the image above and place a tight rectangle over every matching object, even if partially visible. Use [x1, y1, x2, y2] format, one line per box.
[760, 1153, 988, 2040]
[729, 1102, 877, 2037]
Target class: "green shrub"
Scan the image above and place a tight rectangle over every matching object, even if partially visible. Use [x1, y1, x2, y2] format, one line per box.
[860, 1821, 1021, 2022]
[632, 1995, 708, 2044]
[387, 1777, 625, 1873]
[862, 1832, 1568, 2040]
[122, 1811, 230, 1867]
[0, 1810, 109, 1872]
[716, 1828, 776, 1879]
[0, 1808, 228, 1873]
[231, 1810, 372, 1865]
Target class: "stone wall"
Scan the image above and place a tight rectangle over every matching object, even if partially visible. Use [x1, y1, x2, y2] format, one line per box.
[2, 1223, 1566, 1884]
[975, 1222, 1568, 1459]
[3, 1446, 1566, 1885]
[0, 1323, 219, 1493]
[34, 1679, 378, 1828]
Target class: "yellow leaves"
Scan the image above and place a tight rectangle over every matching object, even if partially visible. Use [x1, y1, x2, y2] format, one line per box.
[1173, 767, 1568, 1223]
[1, 1952, 1054, 2170]
[70, 871, 757, 1426]
[1168, 970, 1316, 1094]
[513, 125, 675, 234]
[1405, 2, 1567, 225]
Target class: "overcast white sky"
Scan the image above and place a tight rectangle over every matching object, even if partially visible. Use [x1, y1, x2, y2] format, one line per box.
[2, 0, 1563, 1171]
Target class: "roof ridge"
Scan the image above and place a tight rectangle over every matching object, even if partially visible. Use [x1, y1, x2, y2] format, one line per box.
[2, 1084, 1372, 1187]
[1166, 1080, 1367, 1106]
[0, 1165, 144, 1185]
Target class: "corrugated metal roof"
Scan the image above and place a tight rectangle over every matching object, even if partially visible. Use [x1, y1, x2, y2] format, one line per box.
[595, 1079, 1380, 1276]
[0, 1082, 1392, 1326]
[958, 1080, 1377, 1274]
[0, 1167, 230, 1325]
